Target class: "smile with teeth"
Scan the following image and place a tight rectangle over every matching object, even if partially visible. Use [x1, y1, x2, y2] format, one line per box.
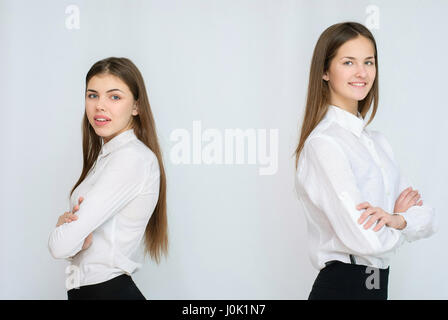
[349, 82, 366, 87]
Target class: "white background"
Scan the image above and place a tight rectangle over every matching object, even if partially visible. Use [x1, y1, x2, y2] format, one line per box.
[1, 0, 446, 299]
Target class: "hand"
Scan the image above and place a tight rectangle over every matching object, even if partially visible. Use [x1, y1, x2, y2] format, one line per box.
[394, 187, 423, 213]
[356, 202, 407, 232]
[56, 205, 79, 227]
[56, 196, 93, 250]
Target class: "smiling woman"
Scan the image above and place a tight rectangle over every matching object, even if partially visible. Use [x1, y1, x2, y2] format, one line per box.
[294, 22, 437, 300]
[48, 57, 168, 300]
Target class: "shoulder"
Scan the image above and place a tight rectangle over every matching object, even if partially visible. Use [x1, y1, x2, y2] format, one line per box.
[129, 139, 158, 163]
[307, 117, 348, 148]
[299, 133, 348, 173]
[297, 119, 347, 171]
[109, 140, 159, 173]
[130, 139, 160, 175]
[305, 127, 345, 156]
[366, 128, 386, 141]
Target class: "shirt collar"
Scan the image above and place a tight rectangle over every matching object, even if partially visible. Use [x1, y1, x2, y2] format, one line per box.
[99, 128, 137, 158]
[324, 104, 367, 137]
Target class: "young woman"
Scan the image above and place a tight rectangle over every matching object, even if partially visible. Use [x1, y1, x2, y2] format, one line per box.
[48, 57, 168, 300]
[294, 22, 437, 300]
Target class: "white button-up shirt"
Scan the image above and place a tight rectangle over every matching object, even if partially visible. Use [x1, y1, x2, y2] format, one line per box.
[48, 129, 160, 289]
[295, 105, 437, 270]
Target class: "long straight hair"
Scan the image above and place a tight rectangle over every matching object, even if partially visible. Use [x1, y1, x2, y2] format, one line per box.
[70, 57, 168, 263]
[294, 22, 379, 168]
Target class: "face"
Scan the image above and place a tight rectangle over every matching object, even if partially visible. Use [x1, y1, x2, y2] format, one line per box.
[85, 73, 138, 144]
[323, 35, 376, 113]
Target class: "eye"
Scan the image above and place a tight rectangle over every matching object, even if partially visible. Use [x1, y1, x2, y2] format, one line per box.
[87, 93, 97, 99]
[343, 61, 353, 65]
[365, 60, 375, 66]
[111, 95, 120, 100]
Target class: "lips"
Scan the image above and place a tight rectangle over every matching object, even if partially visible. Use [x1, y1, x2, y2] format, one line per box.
[94, 115, 111, 121]
[348, 82, 367, 87]
[94, 115, 111, 126]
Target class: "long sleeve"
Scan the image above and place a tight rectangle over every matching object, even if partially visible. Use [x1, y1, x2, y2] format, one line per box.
[48, 150, 147, 259]
[372, 131, 438, 242]
[299, 136, 404, 257]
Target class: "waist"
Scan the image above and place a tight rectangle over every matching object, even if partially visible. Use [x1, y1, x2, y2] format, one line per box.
[318, 260, 390, 289]
[313, 250, 391, 270]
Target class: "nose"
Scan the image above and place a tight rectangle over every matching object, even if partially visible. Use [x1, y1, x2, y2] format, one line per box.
[94, 95, 108, 111]
[96, 100, 105, 111]
[355, 64, 367, 78]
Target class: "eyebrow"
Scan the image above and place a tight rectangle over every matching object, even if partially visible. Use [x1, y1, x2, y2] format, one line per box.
[340, 56, 375, 60]
[86, 89, 124, 93]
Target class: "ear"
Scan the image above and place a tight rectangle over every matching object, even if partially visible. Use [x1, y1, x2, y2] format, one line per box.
[322, 72, 329, 82]
[132, 102, 139, 116]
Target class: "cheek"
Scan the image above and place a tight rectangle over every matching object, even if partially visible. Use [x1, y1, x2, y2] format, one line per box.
[330, 67, 351, 89]
[86, 100, 102, 114]
[85, 100, 94, 115]
[369, 68, 377, 81]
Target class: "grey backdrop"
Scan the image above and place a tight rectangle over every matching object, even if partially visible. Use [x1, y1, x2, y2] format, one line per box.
[1, 0, 446, 299]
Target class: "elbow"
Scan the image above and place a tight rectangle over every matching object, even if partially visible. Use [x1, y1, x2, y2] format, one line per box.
[48, 238, 71, 259]
[48, 243, 67, 259]
[48, 232, 80, 259]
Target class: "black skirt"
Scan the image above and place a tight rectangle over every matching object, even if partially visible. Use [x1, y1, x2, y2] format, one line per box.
[308, 260, 390, 300]
[67, 274, 146, 300]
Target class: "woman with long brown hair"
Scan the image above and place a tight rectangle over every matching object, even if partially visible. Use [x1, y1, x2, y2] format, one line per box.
[48, 57, 167, 300]
[294, 22, 436, 299]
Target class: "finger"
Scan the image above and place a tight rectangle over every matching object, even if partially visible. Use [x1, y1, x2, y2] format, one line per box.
[65, 212, 77, 219]
[373, 218, 387, 232]
[411, 191, 421, 204]
[79, 196, 84, 204]
[363, 213, 381, 230]
[404, 190, 418, 203]
[398, 187, 413, 201]
[356, 202, 371, 210]
[402, 191, 416, 208]
[358, 207, 376, 224]
[65, 215, 77, 223]
[406, 191, 420, 207]
[417, 200, 423, 206]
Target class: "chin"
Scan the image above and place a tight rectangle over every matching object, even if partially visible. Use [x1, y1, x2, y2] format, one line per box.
[343, 92, 369, 102]
[354, 95, 369, 101]
[93, 127, 109, 136]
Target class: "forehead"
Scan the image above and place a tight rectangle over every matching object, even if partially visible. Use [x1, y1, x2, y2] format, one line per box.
[335, 36, 375, 58]
[87, 73, 130, 92]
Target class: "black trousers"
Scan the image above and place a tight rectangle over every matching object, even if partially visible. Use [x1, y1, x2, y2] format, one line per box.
[308, 261, 390, 300]
[67, 274, 146, 300]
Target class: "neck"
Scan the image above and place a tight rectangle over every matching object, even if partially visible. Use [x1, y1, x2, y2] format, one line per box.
[329, 98, 358, 116]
